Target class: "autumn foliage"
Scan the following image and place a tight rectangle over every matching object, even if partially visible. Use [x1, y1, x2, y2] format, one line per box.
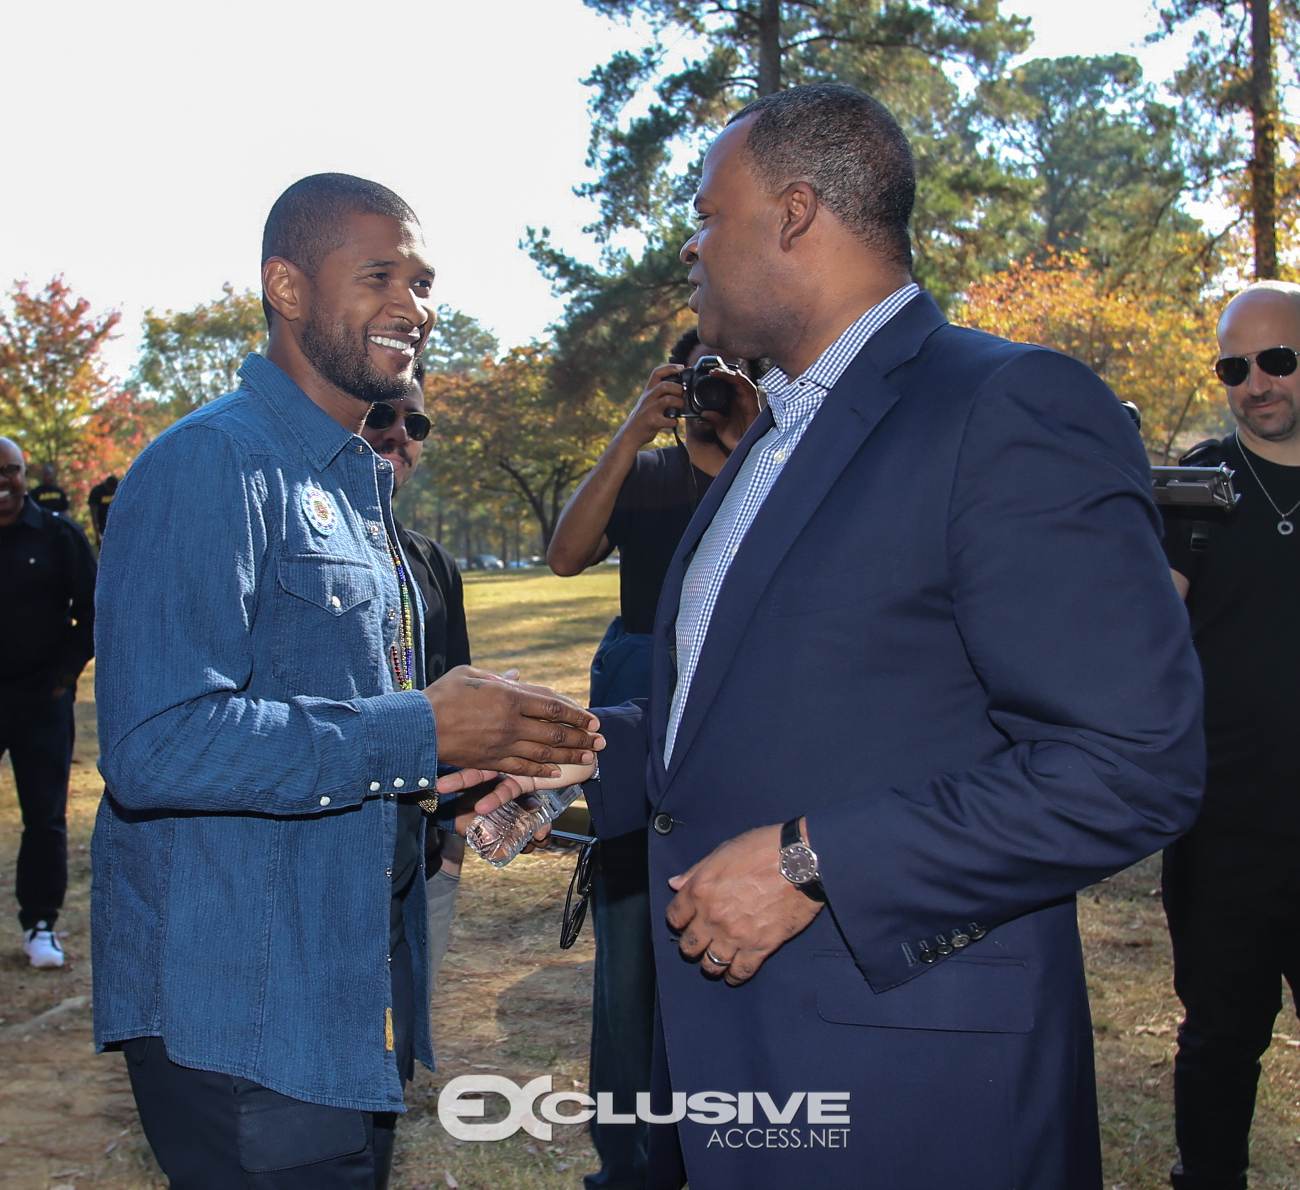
[956, 254, 1223, 462]
[0, 278, 153, 531]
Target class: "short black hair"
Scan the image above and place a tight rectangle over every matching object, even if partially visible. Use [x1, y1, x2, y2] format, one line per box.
[729, 83, 915, 270]
[260, 173, 418, 326]
[669, 328, 700, 366]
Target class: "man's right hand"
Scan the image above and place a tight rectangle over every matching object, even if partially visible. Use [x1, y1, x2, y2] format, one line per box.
[424, 666, 603, 778]
[617, 364, 693, 447]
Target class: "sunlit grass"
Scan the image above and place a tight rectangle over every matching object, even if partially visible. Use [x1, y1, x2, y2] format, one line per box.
[462, 567, 619, 703]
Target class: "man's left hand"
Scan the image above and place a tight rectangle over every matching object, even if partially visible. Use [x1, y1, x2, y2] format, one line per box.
[667, 823, 823, 986]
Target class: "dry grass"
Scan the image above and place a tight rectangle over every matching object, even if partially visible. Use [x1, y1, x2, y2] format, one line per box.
[0, 569, 1297, 1188]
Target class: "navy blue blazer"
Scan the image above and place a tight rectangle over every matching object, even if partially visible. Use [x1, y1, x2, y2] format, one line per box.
[585, 294, 1204, 1190]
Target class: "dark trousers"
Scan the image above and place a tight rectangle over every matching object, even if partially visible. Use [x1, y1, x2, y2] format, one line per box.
[587, 619, 657, 1190]
[123, 938, 415, 1189]
[0, 690, 73, 930]
[1163, 822, 1300, 1190]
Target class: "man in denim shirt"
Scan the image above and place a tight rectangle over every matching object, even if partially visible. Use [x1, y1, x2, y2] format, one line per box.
[92, 174, 601, 1190]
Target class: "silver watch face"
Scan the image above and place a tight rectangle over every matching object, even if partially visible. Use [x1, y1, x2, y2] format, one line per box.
[780, 843, 819, 885]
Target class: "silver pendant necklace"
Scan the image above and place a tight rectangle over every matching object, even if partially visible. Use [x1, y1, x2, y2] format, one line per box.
[1234, 432, 1300, 535]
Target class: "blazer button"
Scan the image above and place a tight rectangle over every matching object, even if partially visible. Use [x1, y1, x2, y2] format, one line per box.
[969, 925, 987, 941]
[936, 942, 954, 956]
[653, 813, 674, 835]
[950, 932, 970, 949]
[918, 947, 938, 963]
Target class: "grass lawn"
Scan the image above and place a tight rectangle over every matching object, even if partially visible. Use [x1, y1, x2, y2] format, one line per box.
[0, 566, 1296, 1188]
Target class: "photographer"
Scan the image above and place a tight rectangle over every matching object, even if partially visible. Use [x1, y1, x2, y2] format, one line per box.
[547, 329, 759, 1190]
[1162, 281, 1300, 1190]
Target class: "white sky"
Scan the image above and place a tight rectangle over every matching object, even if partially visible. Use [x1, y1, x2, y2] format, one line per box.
[0, 1, 1212, 381]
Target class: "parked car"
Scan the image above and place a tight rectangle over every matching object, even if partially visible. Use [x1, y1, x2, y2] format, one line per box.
[467, 554, 505, 570]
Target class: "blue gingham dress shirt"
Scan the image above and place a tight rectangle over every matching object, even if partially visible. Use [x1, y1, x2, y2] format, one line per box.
[665, 283, 920, 764]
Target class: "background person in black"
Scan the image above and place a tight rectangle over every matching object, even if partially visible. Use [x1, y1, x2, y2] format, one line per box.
[1162, 281, 1300, 1190]
[0, 437, 96, 969]
[360, 361, 472, 997]
[87, 473, 118, 546]
[547, 329, 760, 1190]
[28, 464, 70, 514]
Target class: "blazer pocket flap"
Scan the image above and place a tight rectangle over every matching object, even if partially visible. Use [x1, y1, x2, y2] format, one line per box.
[815, 951, 1034, 1034]
[278, 556, 379, 615]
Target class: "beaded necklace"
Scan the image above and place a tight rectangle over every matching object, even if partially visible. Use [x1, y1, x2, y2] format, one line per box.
[386, 537, 415, 691]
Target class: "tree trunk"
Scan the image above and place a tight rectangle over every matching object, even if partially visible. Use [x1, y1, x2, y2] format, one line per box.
[1248, 0, 1278, 279]
[757, 0, 781, 95]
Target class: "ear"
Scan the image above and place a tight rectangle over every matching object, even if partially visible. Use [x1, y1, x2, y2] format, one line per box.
[262, 257, 309, 325]
[778, 182, 818, 252]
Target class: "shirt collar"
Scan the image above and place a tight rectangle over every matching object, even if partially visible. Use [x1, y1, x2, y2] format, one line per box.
[237, 353, 364, 472]
[760, 283, 920, 429]
[1, 494, 45, 535]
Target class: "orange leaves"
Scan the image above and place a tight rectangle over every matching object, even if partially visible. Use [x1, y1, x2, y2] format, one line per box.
[0, 277, 142, 530]
[957, 253, 1222, 462]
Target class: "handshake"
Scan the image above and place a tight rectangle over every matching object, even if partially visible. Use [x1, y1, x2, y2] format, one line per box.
[421, 664, 602, 849]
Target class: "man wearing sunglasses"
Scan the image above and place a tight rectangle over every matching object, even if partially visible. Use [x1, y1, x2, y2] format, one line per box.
[1162, 281, 1300, 1190]
[360, 361, 470, 1001]
[92, 174, 602, 1190]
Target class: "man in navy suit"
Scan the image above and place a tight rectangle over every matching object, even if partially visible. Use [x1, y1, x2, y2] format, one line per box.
[479, 83, 1204, 1189]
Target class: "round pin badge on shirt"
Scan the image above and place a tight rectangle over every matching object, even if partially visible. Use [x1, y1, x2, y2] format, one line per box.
[301, 486, 339, 536]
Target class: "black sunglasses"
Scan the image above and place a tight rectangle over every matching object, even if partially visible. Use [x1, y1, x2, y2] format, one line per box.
[365, 403, 431, 441]
[549, 830, 598, 950]
[1214, 346, 1298, 387]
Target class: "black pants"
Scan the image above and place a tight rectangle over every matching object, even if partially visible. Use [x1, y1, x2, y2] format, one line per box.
[586, 830, 656, 1190]
[1163, 823, 1300, 1190]
[123, 938, 415, 1189]
[0, 691, 73, 930]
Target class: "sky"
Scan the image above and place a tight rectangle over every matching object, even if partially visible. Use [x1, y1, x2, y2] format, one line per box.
[0, 1, 1214, 382]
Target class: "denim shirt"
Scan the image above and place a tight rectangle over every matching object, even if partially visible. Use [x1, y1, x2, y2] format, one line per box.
[92, 353, 439, 1111]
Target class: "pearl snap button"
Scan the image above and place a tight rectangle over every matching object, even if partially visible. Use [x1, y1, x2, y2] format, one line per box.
[330, 595, 341, 608]
[369, 781, 381, 792]
[393, 778, 405, 788]
[319, 796, 331, 806]
[417, 778, 429, 788]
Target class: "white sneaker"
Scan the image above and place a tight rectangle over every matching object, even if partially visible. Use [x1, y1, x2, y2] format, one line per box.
[23, 923, 64, 968]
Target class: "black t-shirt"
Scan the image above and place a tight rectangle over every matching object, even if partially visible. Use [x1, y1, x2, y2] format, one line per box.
[1163, 433, 1300, 835]
[29, 483, 70, 514]
[604, 446, 713, 634]
[89, 477, 118, 536]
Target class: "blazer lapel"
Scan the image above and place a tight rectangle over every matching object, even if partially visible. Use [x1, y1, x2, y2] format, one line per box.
[657, 293, 948, 791]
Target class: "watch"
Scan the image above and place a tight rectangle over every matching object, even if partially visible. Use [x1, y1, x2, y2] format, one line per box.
[779, 818, 826, 902]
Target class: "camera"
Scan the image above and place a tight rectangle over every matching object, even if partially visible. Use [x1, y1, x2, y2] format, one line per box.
[677, 355, 742, 418]
[1151, 464, 1240, 510]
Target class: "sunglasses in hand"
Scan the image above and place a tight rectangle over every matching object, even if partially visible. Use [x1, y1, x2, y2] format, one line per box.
[1214, 346, 1298, 387]
[365, 403, 432, 441]
[545, 830, 597, 950]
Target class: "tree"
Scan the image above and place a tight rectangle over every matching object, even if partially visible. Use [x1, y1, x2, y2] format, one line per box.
[957, 254, 1222, 463]
[527, 216, 697, 408]
[980, 54, 1231, 295]
[1152, 0, 1300, 279]
[0, 277, 149, 526]
[419, 345, 622, 548]
[423, 304, 499, 376]
[133, 283, 266, 416]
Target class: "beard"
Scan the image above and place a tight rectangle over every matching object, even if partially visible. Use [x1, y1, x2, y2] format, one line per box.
[1234, 392, 1300, 442]
[301, 306, 411, 404]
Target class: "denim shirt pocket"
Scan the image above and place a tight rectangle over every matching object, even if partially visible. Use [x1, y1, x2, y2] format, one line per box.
[272, 554, 383, 700]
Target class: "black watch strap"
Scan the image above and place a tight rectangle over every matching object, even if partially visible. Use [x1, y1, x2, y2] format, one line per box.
[780, 817, 826, 903]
